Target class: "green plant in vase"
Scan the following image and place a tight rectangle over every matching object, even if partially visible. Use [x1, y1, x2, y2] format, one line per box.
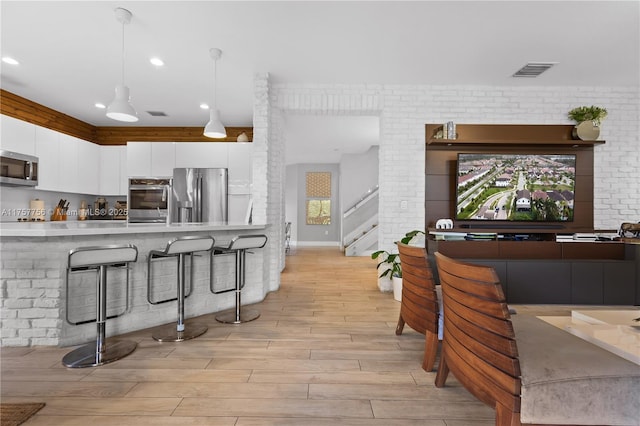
[371, 250, 401, 278]
[568, 105, 608, 126]
[568, 105, 607, 141]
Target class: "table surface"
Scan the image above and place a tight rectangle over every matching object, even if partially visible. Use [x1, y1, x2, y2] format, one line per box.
[0, 221, 268, 237]
[539, 310, 640, 365]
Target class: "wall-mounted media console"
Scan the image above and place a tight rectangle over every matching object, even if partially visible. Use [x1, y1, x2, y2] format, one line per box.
[424, 124, 638, 305]
[425, 123, 604, 234]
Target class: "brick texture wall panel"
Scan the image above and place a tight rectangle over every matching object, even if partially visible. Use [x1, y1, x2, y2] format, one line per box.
[267, 83, 638, 254]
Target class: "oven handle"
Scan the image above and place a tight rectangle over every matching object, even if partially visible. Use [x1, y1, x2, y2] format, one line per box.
[129, 185, 169, 191]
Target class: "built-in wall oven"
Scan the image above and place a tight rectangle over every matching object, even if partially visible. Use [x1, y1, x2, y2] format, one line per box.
[128, 177, 172, 223]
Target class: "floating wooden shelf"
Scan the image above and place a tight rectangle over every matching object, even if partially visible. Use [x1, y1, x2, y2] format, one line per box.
[425, 123, 605, 147]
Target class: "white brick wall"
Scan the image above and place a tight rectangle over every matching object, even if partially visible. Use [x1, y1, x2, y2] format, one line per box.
[265, 82, 639, 254]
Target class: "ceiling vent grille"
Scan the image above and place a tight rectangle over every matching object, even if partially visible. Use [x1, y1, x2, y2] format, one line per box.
[512, 62, 557, 78]
[146, 111, 168, 117]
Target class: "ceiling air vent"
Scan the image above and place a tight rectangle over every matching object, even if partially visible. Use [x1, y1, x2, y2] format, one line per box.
[146, 111, 168, 117]
[512, 62, 557, 78]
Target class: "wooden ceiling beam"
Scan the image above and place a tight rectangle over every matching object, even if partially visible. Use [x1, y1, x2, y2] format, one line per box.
[1, 89, 252, 145]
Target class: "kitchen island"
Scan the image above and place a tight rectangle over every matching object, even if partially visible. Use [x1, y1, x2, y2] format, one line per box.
[0, 221, 270, 347]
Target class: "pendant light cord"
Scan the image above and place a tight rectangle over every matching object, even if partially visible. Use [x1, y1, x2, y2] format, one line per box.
[120, 20, 125, 86]
[214, 59, 217, 110]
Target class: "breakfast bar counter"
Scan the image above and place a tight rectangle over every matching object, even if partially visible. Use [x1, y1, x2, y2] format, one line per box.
[0, 221, 271, 347]
[0, 220, 265, 237]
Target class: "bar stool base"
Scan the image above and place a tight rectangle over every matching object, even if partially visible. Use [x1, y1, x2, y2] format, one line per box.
[62, 340, 137, 368]
[216, 309, 260, 324]
[152, 324, 208, 342]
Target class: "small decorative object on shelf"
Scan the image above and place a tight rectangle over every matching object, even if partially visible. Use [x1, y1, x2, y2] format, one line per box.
[433, 122, 457, 140]
[568, 105, 607, 141]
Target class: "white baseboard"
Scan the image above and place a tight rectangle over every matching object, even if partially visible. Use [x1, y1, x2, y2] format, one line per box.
[295, 241, 340, 247]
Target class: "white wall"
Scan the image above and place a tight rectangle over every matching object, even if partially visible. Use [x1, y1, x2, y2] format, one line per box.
[260, 80, 639, 257]
[285, 164, 299, 245]
[340, 145, 379, 211]
[291, 163, 340, 245]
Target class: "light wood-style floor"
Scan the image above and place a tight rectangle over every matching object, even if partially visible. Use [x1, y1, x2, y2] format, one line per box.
[0, 247, 604, 425]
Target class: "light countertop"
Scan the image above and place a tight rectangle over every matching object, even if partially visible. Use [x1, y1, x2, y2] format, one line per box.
[0, 221, 267, 237]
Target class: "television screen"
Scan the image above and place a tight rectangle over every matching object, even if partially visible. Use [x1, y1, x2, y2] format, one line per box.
[455, 153, 576, 222]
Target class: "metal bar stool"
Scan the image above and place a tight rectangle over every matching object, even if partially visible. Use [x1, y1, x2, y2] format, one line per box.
[63, 244, 138, 368]
[212, 234, 268, 324]
[147, 235, 214, 342]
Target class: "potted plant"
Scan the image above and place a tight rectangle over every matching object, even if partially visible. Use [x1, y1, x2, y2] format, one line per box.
[371, 249, 401, 296]
[372, 230, 426, 300]
[400, 229, 426, 245]
[568, 105, 608, 140]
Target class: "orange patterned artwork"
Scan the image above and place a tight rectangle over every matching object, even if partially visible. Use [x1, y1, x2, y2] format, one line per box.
[306, 172, 331, 197]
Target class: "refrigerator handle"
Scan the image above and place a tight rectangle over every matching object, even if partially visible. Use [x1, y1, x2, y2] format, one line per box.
[196, 175, 203, 222]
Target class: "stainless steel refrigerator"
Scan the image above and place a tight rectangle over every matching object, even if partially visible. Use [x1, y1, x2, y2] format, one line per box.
[171, 168, 228, 223]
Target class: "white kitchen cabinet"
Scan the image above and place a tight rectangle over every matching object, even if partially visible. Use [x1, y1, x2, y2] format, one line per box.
[100, 146, 126, 195]
[58, 134, 79, 192]
[126, 142, 152, 176]
[228, 194, 252, 223]
[151, 143, 175, 177]
[77, 139, 100, 194]
[1, 115, 36, 155]
[119, 147, 128, 194]
[227, 143, 253, 194]
[175, 142, 228, 169]
[34, 126, 60, 191]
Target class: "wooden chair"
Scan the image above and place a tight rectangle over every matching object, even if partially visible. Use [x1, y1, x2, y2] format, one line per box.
[433, 252, 521, 426]
[396, 242, 440, 372]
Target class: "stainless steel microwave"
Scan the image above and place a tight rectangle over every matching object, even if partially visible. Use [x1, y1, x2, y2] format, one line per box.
[0, 150, 39, 187]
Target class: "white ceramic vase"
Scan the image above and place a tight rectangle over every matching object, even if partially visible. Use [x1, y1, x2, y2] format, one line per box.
[574, 121, 600, 141]
[392, 276, 402, 302]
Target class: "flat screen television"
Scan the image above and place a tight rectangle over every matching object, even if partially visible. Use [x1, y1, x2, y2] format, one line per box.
[455, 153, 576, 222]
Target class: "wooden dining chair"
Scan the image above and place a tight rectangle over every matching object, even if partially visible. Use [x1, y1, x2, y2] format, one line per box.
[396, 242, 441, 371]
[433, 251, 521, 425]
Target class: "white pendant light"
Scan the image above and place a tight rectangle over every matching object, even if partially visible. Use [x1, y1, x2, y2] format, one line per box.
[107, 7, 138, 122]
[203, 48, 226, 138]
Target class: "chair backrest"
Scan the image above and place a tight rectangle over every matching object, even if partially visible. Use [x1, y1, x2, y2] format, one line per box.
[396, 242, 438, 335]
[434, 252, 521, 416]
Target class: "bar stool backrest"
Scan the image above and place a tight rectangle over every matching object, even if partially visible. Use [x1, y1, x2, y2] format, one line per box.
[164, 235, 215, 255]
[228, 234, 268, 250]
[69, 245, 138, 268]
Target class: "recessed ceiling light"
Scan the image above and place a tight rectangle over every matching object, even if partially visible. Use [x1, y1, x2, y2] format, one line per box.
[200, 103, 209, 110]
[95, 103, 106, 109]
[150, 57, 164, 66]
[2, 57, 19, 65]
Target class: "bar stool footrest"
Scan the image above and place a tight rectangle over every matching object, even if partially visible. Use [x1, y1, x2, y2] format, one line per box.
[62, 339, 137, 368]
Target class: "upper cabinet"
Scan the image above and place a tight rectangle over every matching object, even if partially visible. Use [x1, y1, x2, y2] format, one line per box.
[58, 134, 79, 193]
[77, 139, 100, 194]
[34, 126, 60, 191]
[34, 124, 102, 195]
[151, 143, 176, 176]
[127, 142, 176, 177]
[1, 115, 36, 155]
[228, 143, 253, 194]
[174, 142, 228, 169]
[126, 142, 152, 177]
[100, 146, 127, 195]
